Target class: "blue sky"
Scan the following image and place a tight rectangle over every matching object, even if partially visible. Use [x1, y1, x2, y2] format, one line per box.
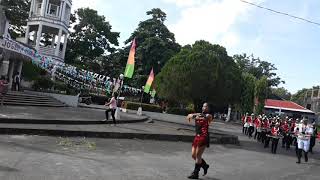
[73, 0, 320, 94]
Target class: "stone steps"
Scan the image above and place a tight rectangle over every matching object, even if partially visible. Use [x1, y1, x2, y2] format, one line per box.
[2, 91, 66, 107]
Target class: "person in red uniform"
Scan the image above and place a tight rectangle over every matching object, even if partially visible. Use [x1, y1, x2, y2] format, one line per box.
[270, 123, 281, 154]
[255, 116, 262, 142]
[263, 118, 271, 148]
[281, 120, 291, 150]
[247, 114, 254, 138]
[187, 103, 213, 179]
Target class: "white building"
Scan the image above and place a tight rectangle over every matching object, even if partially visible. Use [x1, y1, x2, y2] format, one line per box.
[0, 0, 72, 89]
[25, 0, 72, 62]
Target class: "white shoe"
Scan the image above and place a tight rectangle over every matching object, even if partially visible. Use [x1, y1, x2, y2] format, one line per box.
[102, 119, 107, 122]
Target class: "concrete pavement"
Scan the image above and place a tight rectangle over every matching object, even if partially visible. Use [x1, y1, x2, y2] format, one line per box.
[0, 135, 319, 180]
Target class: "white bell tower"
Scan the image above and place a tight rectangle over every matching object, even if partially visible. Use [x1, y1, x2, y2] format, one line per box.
[24, 0, 72, 62]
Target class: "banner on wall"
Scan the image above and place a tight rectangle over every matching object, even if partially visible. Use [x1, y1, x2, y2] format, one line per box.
[0, 37, 144, 96]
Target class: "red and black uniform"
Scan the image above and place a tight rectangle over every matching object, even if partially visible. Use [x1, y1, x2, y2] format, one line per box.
[254, 118, 262, 141]
[270, 126, 280, 154]
[281, 122, 291, 150]
[263, 120, 271, 148]
[247, 116, 254, 138]
[192, 114, 210, 148]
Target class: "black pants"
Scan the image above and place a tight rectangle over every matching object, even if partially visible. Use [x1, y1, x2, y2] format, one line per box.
[297, 149, 308, 163]
[264, 133, 271, 148]
[248, 126, 254, 138]
[256, 132, 262, 142]
[244, 127, 248, 135]
[271, 138, 279, 154]
[282, 134, 291, 150]
[105, 109, 116, 124]
[261, 131, 266, 144]
[13, 82, 20, 91]
[310, 136, 316, 153]
[254, 129, 258, 139]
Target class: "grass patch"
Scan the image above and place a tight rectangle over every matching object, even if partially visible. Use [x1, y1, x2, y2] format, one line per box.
[57, 137, 96, 151]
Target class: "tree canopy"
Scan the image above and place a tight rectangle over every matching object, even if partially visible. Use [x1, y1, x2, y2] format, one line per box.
[65, 8, 120, 71]
[271, 87, 292, 100]
[155, 41, 241, 111]
[234, 53, 284, 87]
[124, 8, 181, 75]
[239, 73, 256, 114]
[0, 0, 30, 38]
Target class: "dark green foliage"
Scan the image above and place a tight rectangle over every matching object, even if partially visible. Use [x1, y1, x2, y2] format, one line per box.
[32, 77, 54, 90]
[271, 87, 292, 100]
[65, 8, 120, 71]
[125, 101, 162, 113]
[123, 8, 180, 86]
[255, 76, 268, 114]
[239, 73, 256, 114]
[234, 53, 284, 87]
[22, 61, 46, 81]
[155, 40, 241, 111]
[166, 107, 194, 116]
[0, 0, 30, 38]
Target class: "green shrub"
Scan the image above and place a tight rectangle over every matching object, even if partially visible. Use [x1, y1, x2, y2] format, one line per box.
[22, 61, 46, 81]
[167, 107, 194, 116]
[32, 77, 54, 90]
[125, 101, 162, 113]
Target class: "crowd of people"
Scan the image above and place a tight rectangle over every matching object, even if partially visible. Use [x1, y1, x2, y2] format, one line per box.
[242, 113, 318, 163]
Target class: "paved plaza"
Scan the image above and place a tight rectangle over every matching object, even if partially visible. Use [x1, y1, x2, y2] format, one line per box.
[0, 134, 319, 180]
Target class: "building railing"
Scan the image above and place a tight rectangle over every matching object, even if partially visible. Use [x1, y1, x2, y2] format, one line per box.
[35, 45, 63, 59]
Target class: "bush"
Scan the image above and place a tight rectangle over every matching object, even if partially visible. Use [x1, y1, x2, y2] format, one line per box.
[167, 107, 194, 116]
[32, 77, 54, 90]
[125, 101, 162, 113]
[22, 61, 46, 81]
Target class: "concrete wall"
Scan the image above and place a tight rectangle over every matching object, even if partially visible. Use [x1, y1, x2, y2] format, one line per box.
[25, 90, 79, 107]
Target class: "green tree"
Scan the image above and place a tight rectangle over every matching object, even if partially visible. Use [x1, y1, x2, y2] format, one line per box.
[124, 8, 180, 78]
[155, 41, 241, 111]
[239, 73, 256, 114]
[291, 88, 310, 106]
[255, 76, 268, 114]
[234, 53, 284, 87]
[0, 0, 31, 38]
[271, 87, 292, 100]
[65, 8, 120, 71]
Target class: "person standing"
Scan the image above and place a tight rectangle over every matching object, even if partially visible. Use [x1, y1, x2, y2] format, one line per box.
[270, 123, 281, 154]
[104, 93, 118, 124]
[13, 72, 21, 91]
[295, 119, 313, 164]
[247, 114, 254, 138]
[281, 119, 290, 150]
[186, 103, 213, 179]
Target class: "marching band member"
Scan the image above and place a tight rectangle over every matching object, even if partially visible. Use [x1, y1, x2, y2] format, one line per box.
[242, 113, 248, 134]
[254, 115, 262, 142]
[264, 118, 272, 148]
[294, 119, 313, 164]
[281, 119, 290, 150]
[187, 103, 213, 179]
[270, 123, 281, 154]
[248, 113, 255, 138]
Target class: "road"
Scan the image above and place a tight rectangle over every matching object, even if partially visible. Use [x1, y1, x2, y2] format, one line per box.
[0, 135, 319, 180]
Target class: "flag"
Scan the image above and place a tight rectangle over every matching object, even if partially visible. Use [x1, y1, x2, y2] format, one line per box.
[151, 89, 156, 98]
[124, 38, 136, 78]
[144, 68, 154, 93]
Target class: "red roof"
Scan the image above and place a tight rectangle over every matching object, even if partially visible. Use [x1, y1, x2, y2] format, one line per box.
[264, 99, 314, 114]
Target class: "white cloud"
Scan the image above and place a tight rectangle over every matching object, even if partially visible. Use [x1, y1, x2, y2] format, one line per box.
[164, 0, 265, 47]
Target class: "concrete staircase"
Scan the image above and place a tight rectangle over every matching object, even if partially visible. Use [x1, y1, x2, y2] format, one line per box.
[2, 91, 65, 107]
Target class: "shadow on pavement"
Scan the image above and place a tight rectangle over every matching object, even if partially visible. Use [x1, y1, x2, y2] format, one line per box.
[0, 165, 19, 172]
